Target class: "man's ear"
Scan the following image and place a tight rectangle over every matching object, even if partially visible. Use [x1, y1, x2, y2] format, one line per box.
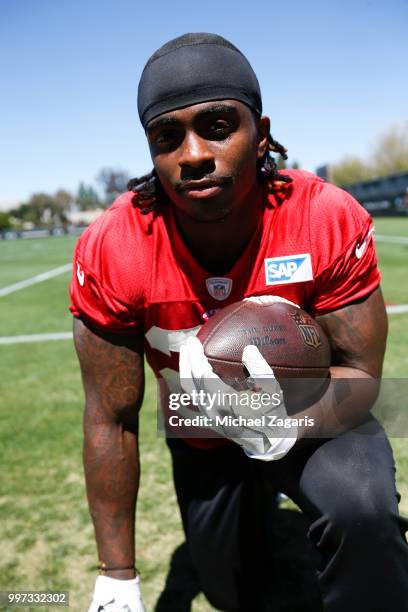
[257, 116, 270, 160]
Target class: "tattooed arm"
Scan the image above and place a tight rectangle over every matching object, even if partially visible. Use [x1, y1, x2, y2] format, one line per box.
[296, 286, 388, 439]
[73, 317, 144, 579]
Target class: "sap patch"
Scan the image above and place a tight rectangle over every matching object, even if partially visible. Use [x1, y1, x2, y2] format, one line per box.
[264, 254, 313, 286]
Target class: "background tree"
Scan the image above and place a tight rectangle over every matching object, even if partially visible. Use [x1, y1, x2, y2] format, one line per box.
[96, 167, 130, 205]
[10, 191, 72, 227]
[12, 193, 56, 226]
[330, 122, 408, 185]
[330, 156, 373, 185]
[53, 189, 73, 223]
[0, 212, 11, 231]
[76, 183, 101, 210]
[54, 189, 73, 209]
[371, 122, 408, 177]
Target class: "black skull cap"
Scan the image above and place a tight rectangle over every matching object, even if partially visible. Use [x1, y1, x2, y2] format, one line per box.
[138, 33, 262, 128]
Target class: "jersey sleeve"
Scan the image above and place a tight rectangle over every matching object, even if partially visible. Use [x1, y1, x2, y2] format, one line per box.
[309, 182, 381, 316]
[69, 201, 145, 333]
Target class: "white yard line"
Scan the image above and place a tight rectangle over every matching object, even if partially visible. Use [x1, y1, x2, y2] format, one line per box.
[1, 303, 408, 345]
[0, 263, 72, 298]
[375, 234, 408, 245]
[0, 332, 73, 345]
[386, 304, 408, 315]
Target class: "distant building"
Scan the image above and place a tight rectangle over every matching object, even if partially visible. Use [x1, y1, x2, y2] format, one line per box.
[316, 165, 329, 182]
[67, 207, 105, 225]
[341, 171, 408, 216]
[316, 168, 408, 216]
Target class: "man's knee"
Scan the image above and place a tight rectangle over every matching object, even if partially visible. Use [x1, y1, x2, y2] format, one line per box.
[309, 479, 401, 552]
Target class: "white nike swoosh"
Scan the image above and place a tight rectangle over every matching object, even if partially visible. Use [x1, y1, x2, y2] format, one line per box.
[355, 228, 374, 259]
[76, 262, 85, 286]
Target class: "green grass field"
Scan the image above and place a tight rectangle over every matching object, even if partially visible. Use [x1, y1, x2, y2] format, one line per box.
[0, 218, 407, 611]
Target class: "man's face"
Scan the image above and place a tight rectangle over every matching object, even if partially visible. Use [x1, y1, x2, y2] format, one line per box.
[146, 100, 268, 222]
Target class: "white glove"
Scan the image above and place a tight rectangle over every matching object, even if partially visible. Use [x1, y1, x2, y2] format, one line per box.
[88, 575, 145, 612]
[179, 336, 298, 461]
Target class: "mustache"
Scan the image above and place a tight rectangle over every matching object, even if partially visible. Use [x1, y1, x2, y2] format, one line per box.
[175, 175, 233, 192]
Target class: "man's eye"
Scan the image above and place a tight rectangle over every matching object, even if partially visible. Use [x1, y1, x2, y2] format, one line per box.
[210, 121, 230, 133]
[155, 130, 176, 144]
[205, 120, 234, 140]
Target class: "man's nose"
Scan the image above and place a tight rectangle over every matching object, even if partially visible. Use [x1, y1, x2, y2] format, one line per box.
[178, 132, 215, 175]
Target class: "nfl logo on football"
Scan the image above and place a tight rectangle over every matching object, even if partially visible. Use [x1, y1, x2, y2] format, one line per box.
[206, 277, 233, 301]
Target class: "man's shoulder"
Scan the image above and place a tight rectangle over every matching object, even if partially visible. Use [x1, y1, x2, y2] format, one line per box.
[77, 192, 162, 266]
[74, 192, 161, 297]
[80, 191, 151, 242]
[281, 169, 370, 226]
[273, 170, 374, 274]
[274, 169, 327, 214]
[70, 192, 150, 332]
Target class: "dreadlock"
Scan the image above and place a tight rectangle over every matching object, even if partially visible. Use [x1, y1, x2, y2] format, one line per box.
[260, 132, 292, 188]
[128, 169, 162, 214]
[128, 130, 293, 214]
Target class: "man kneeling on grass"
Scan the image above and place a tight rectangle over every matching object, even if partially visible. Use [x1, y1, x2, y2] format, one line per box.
[70, 33, 408, 611]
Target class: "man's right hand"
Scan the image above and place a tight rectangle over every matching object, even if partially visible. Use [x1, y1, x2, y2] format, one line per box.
[88, 576, 145, 612]
[179, 336, 298, 460]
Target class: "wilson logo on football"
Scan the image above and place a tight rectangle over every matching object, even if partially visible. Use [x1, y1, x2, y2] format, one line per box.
[264, 254, 313, 286]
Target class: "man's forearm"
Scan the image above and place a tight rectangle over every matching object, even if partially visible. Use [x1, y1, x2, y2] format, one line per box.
[84, 413, 140, 580]
[296, 366, 380, 441]
[298, 288, 387, 441]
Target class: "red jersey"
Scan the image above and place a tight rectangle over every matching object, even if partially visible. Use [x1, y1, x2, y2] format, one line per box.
[69, 170, 380, 448]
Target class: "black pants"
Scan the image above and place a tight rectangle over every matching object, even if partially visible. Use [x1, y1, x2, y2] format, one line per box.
[167, 421, 408, 612]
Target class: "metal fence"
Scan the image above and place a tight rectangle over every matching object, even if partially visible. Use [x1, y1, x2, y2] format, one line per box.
[0, 226, 87, 240]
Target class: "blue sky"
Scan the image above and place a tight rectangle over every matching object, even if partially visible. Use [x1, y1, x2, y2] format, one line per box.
[0, 0, 406, 208]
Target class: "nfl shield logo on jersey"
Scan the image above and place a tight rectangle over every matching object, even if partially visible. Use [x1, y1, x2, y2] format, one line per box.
[206, 277, 233, 301]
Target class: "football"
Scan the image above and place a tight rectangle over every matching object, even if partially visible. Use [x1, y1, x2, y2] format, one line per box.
[197, 297, 331, 411]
